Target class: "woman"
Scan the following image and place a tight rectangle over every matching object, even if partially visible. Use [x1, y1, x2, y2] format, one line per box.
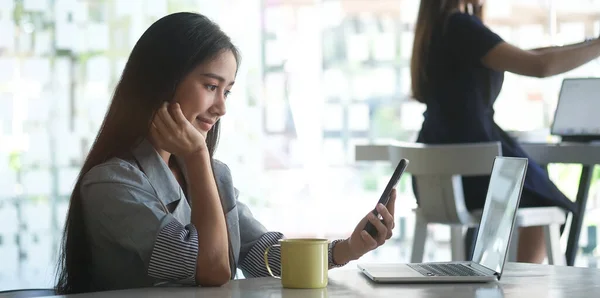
[55, 12, 396, 294]
[410, 0, 600, 263]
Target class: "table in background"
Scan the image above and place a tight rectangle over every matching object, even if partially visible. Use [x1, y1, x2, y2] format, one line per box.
[355, 142, 600, 266]
[511, 142, 600, 266]
[44, 263, 600, 298]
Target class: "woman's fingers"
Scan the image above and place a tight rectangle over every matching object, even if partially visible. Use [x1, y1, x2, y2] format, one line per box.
[367, 213, 388, 245]
[157, 102, 178, 132]
[153, 112, 168, 135]
[170, 103, 189, 126]
[354, 212, 371, 234]
[150, 122, 165, 146]
[376, 203, 394, 240]
[360, 230, 378, 249]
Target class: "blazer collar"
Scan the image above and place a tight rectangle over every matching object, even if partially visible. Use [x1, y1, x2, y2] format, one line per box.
[131, 139, 183, 207]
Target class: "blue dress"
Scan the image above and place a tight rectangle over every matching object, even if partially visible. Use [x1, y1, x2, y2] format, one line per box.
[414, 13, 576, 214]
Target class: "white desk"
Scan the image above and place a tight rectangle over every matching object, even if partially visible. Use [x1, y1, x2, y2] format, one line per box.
[520, 142, 600, 265]
[42, 263, 600, 297]
[354, 142, 600, 167]
[355, 142, 600, 266]
[519, 142, 600, 165]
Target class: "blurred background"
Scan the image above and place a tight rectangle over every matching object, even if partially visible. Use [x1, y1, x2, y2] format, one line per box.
[1, 0, 600, 290]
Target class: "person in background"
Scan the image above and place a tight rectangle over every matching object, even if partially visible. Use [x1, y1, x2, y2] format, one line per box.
[55, 12, 397, 294]
[410, 0, 600, 263]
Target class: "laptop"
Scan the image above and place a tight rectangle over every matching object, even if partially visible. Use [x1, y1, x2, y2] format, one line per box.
[551, 78, 600, 142]
[358, 156, 528, 283]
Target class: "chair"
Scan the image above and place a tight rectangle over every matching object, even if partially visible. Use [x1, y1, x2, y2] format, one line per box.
[385, 141, 566, 265]
[0, 289, 56, 298]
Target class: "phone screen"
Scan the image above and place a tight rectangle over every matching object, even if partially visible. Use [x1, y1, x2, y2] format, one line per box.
[363, 158, 409, 237]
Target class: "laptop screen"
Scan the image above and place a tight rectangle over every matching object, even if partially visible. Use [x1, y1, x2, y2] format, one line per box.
[472, 157, 528, 275]
[551, 78, 600, 137]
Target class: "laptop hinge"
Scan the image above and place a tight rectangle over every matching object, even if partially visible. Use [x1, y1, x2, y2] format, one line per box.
[469, 262, 497, 277]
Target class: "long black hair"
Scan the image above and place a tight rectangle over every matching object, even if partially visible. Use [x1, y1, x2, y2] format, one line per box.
[410, 0, 460, 103]
[55, 12, 240, 294]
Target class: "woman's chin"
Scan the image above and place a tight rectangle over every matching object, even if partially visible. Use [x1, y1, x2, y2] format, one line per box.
[197, 128, 208, 139]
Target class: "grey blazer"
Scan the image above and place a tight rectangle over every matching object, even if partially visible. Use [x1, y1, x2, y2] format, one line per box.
[80, 139, 285, 291]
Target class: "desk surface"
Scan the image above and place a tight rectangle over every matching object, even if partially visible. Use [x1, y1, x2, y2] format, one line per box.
[354, 142, 600, 165]
[354, 142, 600, 266]
[45, 263, 600, 298]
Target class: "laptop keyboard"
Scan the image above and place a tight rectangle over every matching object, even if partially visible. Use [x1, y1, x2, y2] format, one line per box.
[408, 263, 485, 277]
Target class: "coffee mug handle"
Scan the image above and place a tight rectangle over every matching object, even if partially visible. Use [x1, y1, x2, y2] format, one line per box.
[263, 244, 281, 279]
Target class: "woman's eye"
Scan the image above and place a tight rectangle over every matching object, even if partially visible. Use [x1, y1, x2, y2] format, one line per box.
[206, 85, 218, 91]
[224, 90, 231, 98]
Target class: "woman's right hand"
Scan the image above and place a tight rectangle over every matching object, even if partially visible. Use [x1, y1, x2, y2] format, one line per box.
[150, 102, 208, 159]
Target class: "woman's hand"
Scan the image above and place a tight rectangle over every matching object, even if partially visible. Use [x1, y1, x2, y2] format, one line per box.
[150, 102, 207, 159]
[346, 189, 396, 260]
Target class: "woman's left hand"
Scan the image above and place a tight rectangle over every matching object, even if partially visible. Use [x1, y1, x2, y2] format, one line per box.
[347, 189, 396, 260]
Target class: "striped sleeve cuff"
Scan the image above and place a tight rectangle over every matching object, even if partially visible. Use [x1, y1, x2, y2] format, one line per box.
[239, 232, 284, 278]
[147, 220, 199, 282]
[328, 239, 348, 268]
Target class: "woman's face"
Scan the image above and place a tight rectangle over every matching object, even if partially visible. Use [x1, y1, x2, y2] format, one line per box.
[172, 50, 237, 137]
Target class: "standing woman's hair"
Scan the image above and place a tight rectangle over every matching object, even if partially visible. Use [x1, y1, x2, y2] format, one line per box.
[55, 12, 240, 294]
[410, 0, 460, 103]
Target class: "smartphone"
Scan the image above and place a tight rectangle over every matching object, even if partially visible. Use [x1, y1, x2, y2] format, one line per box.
[363, 158, 409, 238]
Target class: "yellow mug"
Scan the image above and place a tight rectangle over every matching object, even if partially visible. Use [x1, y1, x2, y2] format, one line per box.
[264, 238, 329, 289]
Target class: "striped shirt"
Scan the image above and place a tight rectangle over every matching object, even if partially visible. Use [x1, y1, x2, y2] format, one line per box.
[80, 139, 345, 291]
[146, 220, 287, 280]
